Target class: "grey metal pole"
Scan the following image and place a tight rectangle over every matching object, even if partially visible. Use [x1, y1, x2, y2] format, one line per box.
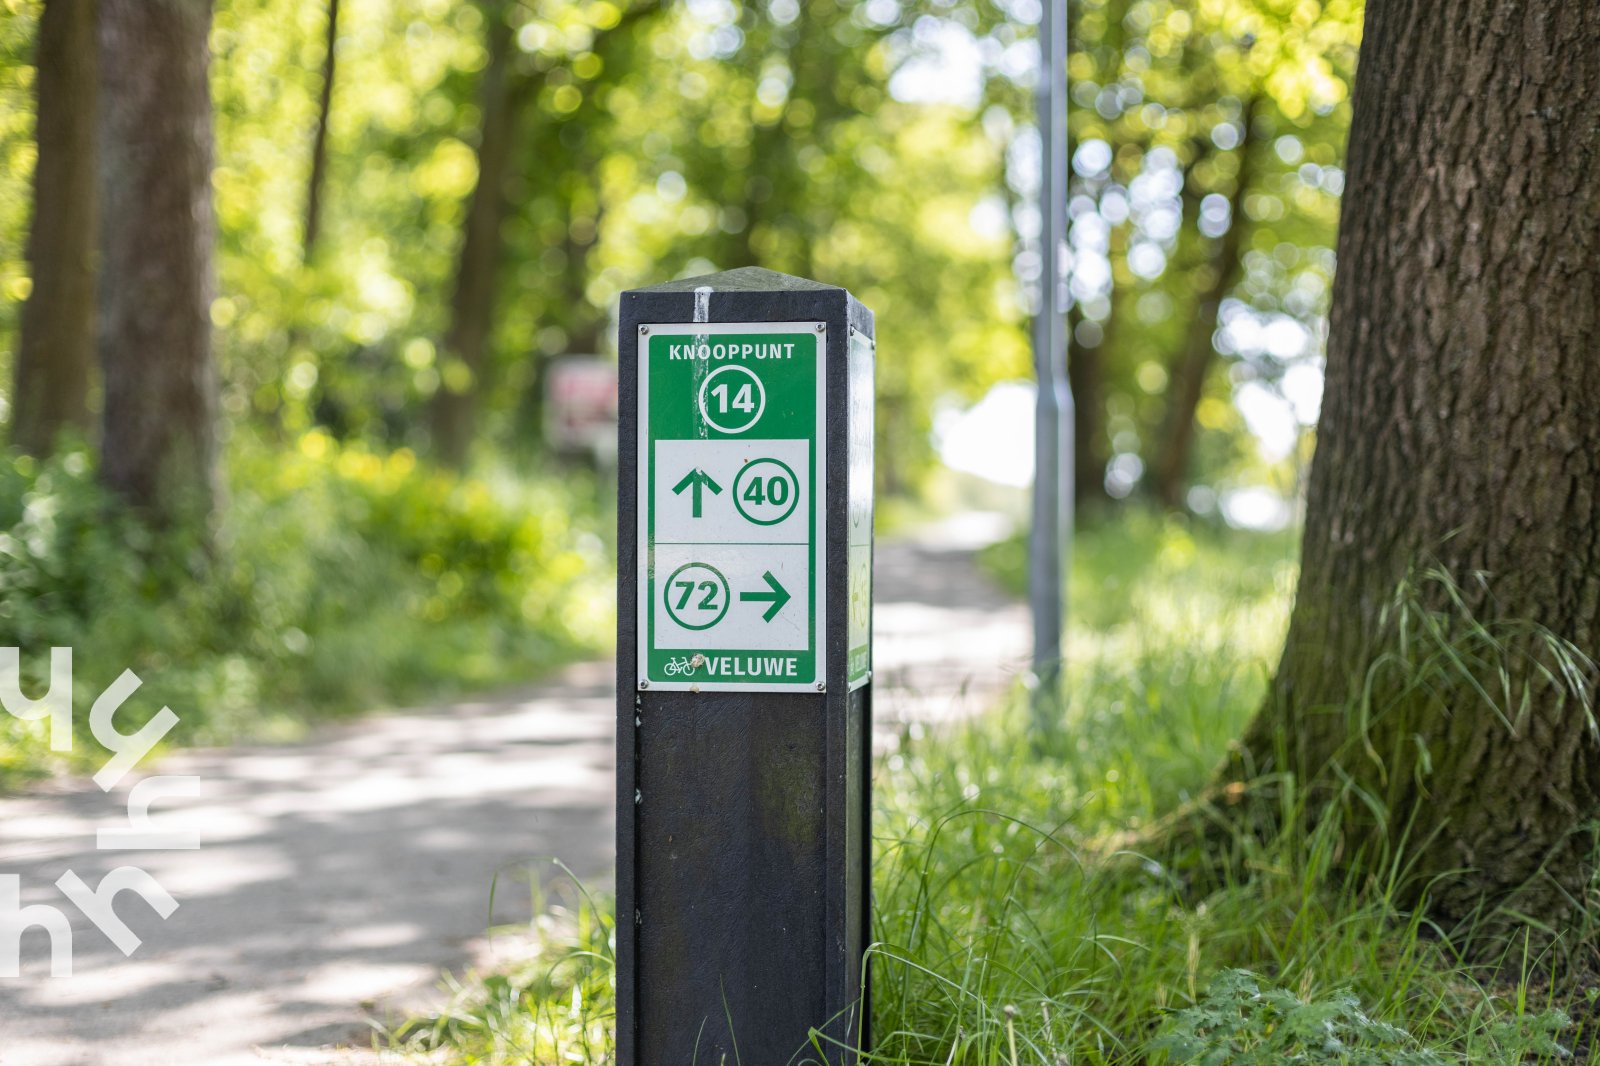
[1029, 0, 1071, 729]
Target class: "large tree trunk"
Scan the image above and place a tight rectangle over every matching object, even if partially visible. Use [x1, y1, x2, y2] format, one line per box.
[97, 0, 219, 524]
[11, 0, 97, 457]
[1236, 1, 1600, 932]
[430, 11, 522, 468]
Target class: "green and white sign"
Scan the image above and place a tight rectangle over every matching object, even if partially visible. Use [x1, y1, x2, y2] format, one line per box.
[637, 321, 825, 691]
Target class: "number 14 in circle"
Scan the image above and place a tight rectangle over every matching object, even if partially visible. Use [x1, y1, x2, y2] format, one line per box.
[698, 366, 766, 434]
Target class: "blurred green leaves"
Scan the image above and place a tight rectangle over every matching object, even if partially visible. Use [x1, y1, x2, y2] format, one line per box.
[0, 435, 612, 782]
[0, 0, 1366, 777]
[1, 0, 1360, 501]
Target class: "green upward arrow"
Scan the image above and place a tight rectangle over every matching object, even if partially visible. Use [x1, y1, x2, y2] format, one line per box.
[740, 570, 792, 622]
[671, 468, 723, 517]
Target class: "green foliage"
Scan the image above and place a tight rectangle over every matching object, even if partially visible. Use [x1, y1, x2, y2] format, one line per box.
[408, 517, 1600, 1066]
[981, 506, 1298, 644]
[189, 0, 1041, 488]
[210, 0, 486, 438]
[1061, 0, 1359, 503]
[5, 0, 1363, 502]
[0, 437, 611, 785]
[1150, 970, 1447, 1065]
[1152, 969, 1577, 1065]
[395, 876, 617, 1065]
[0, 0, 39, 402]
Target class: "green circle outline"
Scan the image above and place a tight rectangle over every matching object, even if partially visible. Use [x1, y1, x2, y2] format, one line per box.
[696, 364, 767, 434]
[732, 457, 801, 526]
[662, 561, 731, 631]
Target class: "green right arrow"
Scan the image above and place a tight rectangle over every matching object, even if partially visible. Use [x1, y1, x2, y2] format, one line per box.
[739, 570, 792, 622]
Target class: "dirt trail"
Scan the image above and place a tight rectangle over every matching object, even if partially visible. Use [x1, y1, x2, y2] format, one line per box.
[0, 515, 1027, 1065]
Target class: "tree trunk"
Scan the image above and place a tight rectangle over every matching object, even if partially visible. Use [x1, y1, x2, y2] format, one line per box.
[430, 11, 521, 468]
[1235, 1, 1600, 933]
[1150, 96, 1257, 511]
[432, 2, 657, 465]
[275, 0, 338, 441]
[302, 0, 338, 261]
[11, 0, 97, 458]
[1065, 302, 1107, 509]
[97, 0, 219, 524]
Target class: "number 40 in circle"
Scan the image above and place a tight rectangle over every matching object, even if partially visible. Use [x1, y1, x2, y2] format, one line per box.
[733, 457, 800, 525]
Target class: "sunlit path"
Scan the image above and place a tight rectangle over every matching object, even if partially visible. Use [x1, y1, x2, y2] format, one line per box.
[0, 662, 616, 1066]
[0, 518, 1024, 1066]
[872, 511, 1031, 739]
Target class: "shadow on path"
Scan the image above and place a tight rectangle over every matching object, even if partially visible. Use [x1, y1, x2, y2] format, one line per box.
[0, 513, 1027, 1065]
[0, 665, 615, 1066]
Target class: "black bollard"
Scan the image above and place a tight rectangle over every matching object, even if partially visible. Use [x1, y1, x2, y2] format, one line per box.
[616, 267, 875, 1065]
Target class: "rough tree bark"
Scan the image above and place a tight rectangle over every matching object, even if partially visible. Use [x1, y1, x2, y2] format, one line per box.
[97, 0, 219, 523]
[12, 0, 97, 457]
[1234, 1, 1600, 932]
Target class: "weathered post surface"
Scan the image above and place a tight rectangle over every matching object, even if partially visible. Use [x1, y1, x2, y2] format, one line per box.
[616, 267, 876, 1064]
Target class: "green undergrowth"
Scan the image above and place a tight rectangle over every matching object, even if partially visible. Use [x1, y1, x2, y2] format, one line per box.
[978, 507, 1300, 636]
[405, 514, 1596, 1065]
[0, 434, 613, 786]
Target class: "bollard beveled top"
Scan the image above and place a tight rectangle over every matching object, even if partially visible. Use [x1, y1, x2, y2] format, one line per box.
[627, 265, 839, 294]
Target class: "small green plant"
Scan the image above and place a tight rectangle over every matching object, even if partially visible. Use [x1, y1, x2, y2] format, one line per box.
[393, 873, 616, 1066]
[408, 515, 1600, 1066]
[1150, 969, 1578, 1066]
[1149, 969, 1446, 1065]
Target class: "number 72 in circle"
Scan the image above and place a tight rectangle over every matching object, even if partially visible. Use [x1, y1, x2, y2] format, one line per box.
[662, 562, 730, 630]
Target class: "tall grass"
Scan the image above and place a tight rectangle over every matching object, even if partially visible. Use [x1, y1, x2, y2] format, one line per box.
[410, 515, 1595, 1065]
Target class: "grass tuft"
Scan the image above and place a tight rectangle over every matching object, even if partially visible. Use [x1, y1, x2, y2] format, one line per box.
[409, 514, 1600, 1065]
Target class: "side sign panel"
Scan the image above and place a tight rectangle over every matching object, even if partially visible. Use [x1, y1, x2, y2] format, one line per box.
[847, 328, 874, 690]
[637, 322, 825, 691]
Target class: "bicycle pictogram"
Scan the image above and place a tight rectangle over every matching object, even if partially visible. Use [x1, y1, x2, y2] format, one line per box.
[662, 654, 707, 677]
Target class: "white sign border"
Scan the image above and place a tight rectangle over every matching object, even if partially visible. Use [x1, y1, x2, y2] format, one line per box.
[637, 320, 827, 693]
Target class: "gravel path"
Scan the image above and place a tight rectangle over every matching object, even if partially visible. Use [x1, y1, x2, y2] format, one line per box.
[0, 515, 1027, 1066]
